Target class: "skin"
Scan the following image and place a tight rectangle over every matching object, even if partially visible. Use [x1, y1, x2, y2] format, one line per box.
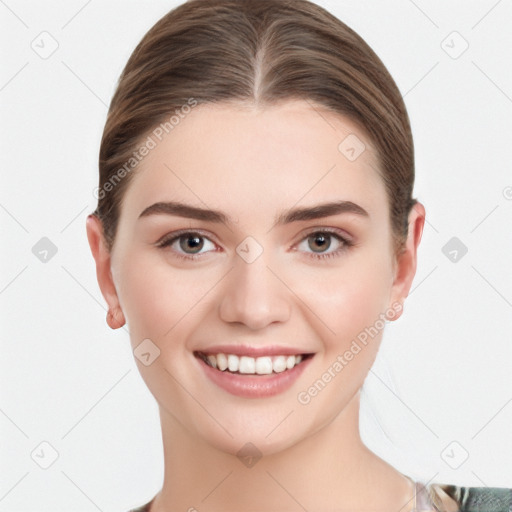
[87, 99, 433, 511]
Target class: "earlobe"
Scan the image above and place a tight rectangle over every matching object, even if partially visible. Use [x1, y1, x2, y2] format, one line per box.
[86, 214, 126, 329]
[106, 306, 126, 330]
[388, 202, 426, 320]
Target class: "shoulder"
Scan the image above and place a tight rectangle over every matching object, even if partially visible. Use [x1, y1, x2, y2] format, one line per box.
[429, 482, 512, 512]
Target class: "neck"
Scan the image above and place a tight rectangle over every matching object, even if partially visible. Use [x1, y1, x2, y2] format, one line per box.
[150, 391, 414, 511]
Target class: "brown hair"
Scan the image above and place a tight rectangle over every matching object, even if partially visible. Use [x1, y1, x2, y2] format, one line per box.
[94, 0, 417, 255]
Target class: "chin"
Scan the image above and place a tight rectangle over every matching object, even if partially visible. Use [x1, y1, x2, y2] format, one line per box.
[201, 423, 307, 460]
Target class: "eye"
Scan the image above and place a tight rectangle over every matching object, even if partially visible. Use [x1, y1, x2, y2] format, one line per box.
[156, 231, 217, 259]
[296, 230, 353, 260]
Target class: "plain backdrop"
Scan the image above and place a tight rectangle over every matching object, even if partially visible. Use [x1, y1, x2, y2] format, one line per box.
[1, 0, 511, 510]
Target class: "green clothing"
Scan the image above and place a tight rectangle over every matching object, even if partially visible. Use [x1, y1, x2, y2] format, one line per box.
[420, 481, 512, 511]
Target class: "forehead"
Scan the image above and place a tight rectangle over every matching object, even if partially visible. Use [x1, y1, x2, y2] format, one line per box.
[120, 99, 387, 224]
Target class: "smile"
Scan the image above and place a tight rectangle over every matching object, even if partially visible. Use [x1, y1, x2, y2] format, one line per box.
[195, 352, 309, 375]
[193, 350, 314, 398]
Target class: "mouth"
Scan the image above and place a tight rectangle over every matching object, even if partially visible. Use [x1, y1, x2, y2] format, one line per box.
[193, 348, 314, 398]
[193, 351, 314, 376]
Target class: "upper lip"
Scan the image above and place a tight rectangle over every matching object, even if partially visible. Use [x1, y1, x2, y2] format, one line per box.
[194, 344, 313, 357]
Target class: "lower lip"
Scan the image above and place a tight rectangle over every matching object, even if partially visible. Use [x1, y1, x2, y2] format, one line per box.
[196, 355, 313, 398]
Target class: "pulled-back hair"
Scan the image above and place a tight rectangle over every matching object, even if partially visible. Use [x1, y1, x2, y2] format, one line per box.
[94, 0, 417, 254]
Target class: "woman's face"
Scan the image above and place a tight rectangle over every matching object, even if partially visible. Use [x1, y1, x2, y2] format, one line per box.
[89, 99, 422, 456]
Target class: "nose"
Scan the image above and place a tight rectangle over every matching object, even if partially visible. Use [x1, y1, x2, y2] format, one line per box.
[218, 256, 291, 330]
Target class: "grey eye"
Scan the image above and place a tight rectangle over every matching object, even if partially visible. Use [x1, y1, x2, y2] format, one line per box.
[307, 233, 332, 253]
[179, 234, 205, 254]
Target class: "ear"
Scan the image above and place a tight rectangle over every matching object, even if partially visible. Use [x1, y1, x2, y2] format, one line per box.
[86, 214, 126, 329]
[387, 202, 426, 321]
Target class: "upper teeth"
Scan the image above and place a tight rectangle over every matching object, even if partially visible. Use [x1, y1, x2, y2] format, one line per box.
[203, 353, 303, 375]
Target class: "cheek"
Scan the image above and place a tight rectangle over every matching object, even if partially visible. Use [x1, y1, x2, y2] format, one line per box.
[115, 252, 218, 343]
[291, 252, 393, 350]
[291, 256, 393, 425]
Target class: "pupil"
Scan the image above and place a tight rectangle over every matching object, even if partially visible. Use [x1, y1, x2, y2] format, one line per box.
[180, 235, 203, 253]
[308, 233, 330, 253]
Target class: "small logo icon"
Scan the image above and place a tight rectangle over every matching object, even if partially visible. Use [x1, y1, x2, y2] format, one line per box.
[440, 440, 469, 469]
[236, 236, 263, 264]
[31, 441, 59, 469]
[503, 186, 512, 200]
[236, 442, 262, 468]
[134, 338, 161, 366]
[31, 31, 59, 60]
[338, 134, 366, 162]
[32, 237, 58, 263]
[441, 236, 468, 263]
[441, 31, 469, 59]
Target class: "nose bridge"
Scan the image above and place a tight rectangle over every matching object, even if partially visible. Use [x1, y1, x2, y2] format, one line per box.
[219, 253, 290, 329]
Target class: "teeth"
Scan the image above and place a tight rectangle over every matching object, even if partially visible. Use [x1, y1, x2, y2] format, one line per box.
[239, 356, 256, 374]
[217, 353, 228, 371]
[255, 356, 273, 375]
[228, 354, 239, 372]
[201, 352, 304, 374]
[273, 355, 287, 373]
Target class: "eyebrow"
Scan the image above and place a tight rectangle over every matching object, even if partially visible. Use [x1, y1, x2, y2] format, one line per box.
[138, 200, 369, 225]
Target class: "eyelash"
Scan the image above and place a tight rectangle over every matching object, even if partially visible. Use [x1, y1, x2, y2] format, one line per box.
[155, 228, 354, 262]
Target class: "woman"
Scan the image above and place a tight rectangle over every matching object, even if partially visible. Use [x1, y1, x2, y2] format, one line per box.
[86, 0, 511, 510]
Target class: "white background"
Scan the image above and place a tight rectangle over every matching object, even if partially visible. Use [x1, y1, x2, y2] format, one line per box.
[1, 0, 511, 510]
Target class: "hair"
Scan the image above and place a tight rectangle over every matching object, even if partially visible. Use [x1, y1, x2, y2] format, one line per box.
[93, 0, 418, 255]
